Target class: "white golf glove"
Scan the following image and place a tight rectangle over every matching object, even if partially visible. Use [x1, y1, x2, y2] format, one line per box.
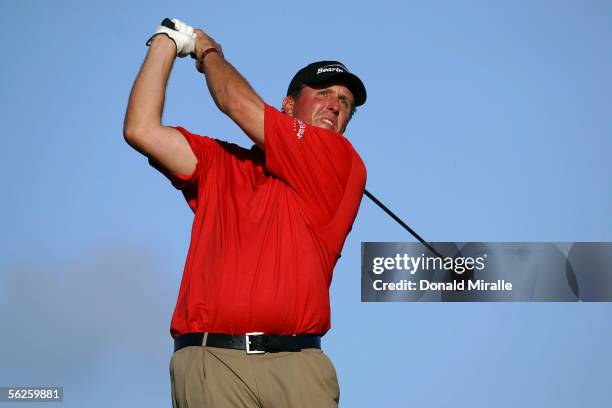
[146, 18, 196, 58]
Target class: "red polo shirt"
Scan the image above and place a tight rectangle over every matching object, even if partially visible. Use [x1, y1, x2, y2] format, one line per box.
[153, 104, 366, 337]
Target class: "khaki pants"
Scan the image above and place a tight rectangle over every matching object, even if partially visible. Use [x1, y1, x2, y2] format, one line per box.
[170, 343, 340, 408]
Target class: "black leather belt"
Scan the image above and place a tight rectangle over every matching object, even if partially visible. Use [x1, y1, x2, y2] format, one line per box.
[174, 332, 321, 354]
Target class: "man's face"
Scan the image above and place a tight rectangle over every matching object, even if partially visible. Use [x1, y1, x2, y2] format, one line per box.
[283, 83, 355, 134]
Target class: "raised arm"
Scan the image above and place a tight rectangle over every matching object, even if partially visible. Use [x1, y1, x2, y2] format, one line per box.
[193, 29, 265, 149]
[123, 34, 197, 175]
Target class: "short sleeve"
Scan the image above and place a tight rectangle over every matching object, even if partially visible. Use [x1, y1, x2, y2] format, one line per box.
[148, 126, 222, 212]
[263, 104, 355, 224]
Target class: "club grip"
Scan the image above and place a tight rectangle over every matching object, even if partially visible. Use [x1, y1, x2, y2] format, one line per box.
[161, 18, 176, 30]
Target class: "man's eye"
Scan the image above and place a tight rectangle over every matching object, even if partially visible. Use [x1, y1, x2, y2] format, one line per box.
[340, 100, 349, 109]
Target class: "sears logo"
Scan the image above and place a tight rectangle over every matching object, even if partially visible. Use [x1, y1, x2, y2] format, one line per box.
[316, 64, 347, 75]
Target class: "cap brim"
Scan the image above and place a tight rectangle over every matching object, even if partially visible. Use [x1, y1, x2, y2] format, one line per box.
[306, 72, 367, 107]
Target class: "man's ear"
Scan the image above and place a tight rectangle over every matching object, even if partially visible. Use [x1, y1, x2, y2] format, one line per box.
[282, 96, 295, 116]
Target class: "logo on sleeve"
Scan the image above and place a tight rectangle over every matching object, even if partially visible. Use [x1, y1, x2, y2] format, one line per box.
[292, 118, 306, 139]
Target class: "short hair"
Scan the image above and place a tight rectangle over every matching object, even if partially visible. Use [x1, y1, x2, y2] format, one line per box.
[287, 82, 305, 101]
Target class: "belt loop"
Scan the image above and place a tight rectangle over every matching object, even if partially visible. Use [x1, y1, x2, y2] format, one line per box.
[202, 332, 208, 347]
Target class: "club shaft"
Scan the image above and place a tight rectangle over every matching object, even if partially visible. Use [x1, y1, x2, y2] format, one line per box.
[364, 189, 446, 259]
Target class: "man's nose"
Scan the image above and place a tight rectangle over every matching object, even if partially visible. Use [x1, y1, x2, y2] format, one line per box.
[327, 97, 340, 113]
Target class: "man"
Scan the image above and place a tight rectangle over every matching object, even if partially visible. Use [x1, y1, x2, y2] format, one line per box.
[124, 18, 367, 407]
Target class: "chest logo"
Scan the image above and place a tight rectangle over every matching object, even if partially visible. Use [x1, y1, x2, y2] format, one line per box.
[292, 118, 306, 140]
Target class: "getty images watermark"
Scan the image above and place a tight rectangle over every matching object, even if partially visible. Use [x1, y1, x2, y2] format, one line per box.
[370, 251, 507, 292]
[361, 243, 612, 301]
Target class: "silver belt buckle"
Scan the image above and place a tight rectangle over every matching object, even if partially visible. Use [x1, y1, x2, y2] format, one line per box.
[245, 332, 265, 354]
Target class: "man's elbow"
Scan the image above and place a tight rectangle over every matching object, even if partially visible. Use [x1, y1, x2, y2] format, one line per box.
[123, 125, 138, 146]
[123, 122, 150, 150]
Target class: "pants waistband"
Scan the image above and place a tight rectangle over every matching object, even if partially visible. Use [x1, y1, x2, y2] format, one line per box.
[174, 332, 322, 354]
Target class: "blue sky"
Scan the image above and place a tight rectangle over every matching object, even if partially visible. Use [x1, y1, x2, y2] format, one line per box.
[1, 1, 611, 407]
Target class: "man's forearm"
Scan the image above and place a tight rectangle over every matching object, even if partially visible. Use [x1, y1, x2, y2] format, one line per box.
[194, 46, 265, 147]
[199, 52, 263, 118]
[124, 35, 176, 138]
